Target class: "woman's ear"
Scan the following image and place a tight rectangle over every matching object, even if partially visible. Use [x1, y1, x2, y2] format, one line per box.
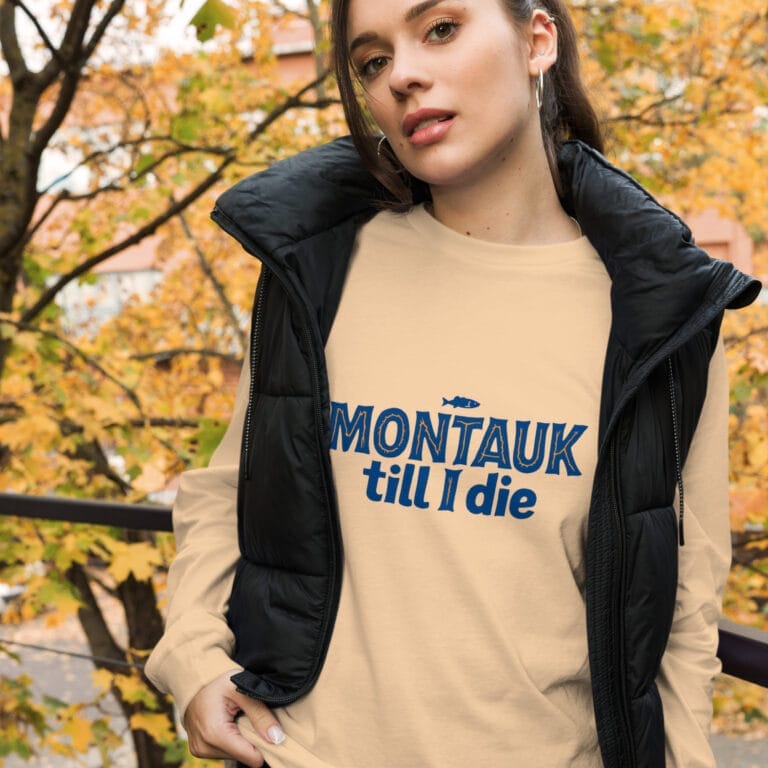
[527, 9, 558, 76]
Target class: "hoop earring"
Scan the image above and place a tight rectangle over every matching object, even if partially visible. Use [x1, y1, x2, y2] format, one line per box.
[377, 135, 390, 159]
[535, 68, 544, 111]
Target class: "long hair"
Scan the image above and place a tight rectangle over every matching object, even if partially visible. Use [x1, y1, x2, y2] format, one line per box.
[330, 0, 604, 207]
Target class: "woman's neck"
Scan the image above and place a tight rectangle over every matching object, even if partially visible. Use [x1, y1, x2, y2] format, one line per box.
[428, 140, 580, 246]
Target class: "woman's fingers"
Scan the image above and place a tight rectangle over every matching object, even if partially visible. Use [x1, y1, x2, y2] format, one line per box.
[188, 717, 266, 767]
[184, 668, 285, 767]
[233, 689, 286, 746]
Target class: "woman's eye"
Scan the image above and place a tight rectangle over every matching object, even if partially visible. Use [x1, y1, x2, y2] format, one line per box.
[426, 20, 458, 42]
[359, 55, 389, 79]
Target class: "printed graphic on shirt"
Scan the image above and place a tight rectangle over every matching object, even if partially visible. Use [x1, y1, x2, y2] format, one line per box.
[330, 399, 587, 519]
[442, 395, 480, 409]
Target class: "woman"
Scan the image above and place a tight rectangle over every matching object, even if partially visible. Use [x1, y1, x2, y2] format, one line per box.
[146, 1, 761, 766]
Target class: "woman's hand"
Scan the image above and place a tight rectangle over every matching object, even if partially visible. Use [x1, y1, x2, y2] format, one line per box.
[184, 669, 286, 767]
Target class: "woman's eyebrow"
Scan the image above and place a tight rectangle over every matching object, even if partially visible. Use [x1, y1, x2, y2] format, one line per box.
[404, 0, 450, 24]
[349, 0, 452, 54]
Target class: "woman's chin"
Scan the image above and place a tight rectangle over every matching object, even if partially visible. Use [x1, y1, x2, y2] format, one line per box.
[396, 150, 502, 193]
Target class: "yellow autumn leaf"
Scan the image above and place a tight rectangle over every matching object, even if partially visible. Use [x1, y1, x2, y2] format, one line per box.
[79, 394, 133, 423]
[42, 734, 75, 757]
[91, 668, 115, 695]
[44, 608, 69, 628]
[1, 373, 32, 397]
[53, 533, 89, 570]
[115, 675, 144, 701]
[61, 711, 94, 753]
[26, 413, 60, 442]
[13, 331, 38, 352]
[134, 463, 167, 494]
[107, 541, 163, 583]
[129, 711, 175, 743]
[747, 437, 768, 470]
[113, 673, 151, 704]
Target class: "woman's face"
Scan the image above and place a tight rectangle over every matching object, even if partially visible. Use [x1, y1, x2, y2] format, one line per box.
[346, 0, 556, 190]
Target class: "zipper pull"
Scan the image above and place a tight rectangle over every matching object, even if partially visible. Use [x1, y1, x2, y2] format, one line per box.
[666, 357, 685, 546]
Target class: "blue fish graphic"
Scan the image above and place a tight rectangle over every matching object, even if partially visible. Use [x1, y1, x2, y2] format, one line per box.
[442, 396, 481, 409]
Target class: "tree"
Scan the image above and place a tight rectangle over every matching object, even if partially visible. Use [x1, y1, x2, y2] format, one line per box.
[573, 0, 768, 237]
[717, 244, 768, 729]
[0, 0, 339, 764]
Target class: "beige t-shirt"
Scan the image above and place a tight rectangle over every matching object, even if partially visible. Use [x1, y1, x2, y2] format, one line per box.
[146, 205, 730, 768]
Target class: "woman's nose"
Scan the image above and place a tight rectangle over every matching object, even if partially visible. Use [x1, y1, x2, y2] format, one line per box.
[387, 50, 432, 99]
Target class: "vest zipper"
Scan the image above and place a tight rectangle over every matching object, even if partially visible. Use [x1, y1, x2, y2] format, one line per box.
[665, 356, 685, 546]
[603, 357, 686, 764]
[236, 319, 342, 709]
[242, 269, 271, 481]
[609, 437, 636, 767]
[303, 319, 342, 681]
[211, 206, 343, 705]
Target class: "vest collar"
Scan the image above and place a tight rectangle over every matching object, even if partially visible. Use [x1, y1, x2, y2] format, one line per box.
[213, 136, 760, 364]
[557, 141, 759, 361]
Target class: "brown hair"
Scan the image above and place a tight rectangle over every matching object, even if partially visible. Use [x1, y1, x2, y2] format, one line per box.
[331, 0, 604, 207]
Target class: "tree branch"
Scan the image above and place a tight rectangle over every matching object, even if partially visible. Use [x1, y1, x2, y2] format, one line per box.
[22, 191, 69, 246]
[81, 0, 126, 63]
[83, 565, 119, 599]
[0, 410, 202, 433]
[38, 136, 232, 196]
[305, 0, 326, 100]
[22, 71, 334, 323]
[21, 158, 232, 323]
[732, 530, 768, 548]
[246, 70, 332, 142]
[31, 72, 85, 158]
[296, 96, 341, 110]
[0, 317, 143, 412]
[112, 417, 202, 429]
[606, 103, 749, 128]
[37, 0, 96, 89]
[59, 418, 134, 492]
[7, 0, 66, 67]
[0, 0, 29, 84]
[130, 145, 233, 180]
[724, 327, 768, 345]
[31, 0, 122, 158]
[605, 91, 686, 125]
[733, 559, 768, 580]
[66, 562, 125, 667]
[131, 347, 241, 364]
[271, 0, 309, 20]
[176, 210, 247, 351]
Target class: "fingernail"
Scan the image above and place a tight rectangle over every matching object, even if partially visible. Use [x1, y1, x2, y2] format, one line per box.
[267, 725, 286, 745]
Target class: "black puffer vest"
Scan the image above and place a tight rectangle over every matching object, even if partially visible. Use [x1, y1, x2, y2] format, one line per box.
[212, 138, 761, 768]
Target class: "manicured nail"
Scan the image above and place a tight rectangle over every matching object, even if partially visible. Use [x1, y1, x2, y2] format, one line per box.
[268, 725, 286, 745]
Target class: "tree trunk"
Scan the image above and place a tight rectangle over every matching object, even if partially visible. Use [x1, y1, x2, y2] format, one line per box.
[67, 561, 182, 768]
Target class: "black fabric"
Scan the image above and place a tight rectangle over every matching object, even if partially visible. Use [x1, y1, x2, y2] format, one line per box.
[212, 137, 762, 767]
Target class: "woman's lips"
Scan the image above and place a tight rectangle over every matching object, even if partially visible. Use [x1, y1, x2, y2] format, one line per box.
[403, 110, 456, 146]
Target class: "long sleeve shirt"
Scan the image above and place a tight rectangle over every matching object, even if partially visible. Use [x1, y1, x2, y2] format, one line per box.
[146, 205, 730, 767]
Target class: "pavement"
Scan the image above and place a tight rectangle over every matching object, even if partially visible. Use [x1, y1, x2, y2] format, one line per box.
[1, 609, 767, 766]
[711, 734, 768, 767]
[0, 602, 135, 767]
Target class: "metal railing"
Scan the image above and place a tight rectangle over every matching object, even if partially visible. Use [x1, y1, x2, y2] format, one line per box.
[1, 492, 767, 688]
[0, 492, 172, 531]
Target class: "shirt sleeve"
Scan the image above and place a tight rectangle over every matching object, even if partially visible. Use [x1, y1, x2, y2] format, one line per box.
[657, 336, 730, 768]
[144, 347, 250, 722]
